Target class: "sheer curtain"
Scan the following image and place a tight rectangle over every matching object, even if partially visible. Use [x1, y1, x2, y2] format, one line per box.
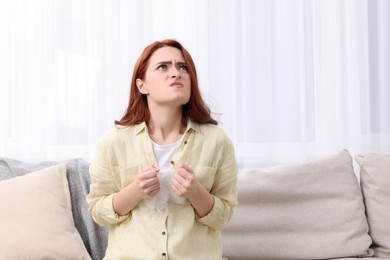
[0, 0, 389, 167]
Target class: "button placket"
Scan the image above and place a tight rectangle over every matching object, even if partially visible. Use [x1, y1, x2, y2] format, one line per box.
[159, 218, 168, 259]
[161, 229, 167, 257]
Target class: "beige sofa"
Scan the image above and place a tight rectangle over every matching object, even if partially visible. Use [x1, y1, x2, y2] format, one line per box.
[222, 150, 390, 260]
[1, 150, 389, 260]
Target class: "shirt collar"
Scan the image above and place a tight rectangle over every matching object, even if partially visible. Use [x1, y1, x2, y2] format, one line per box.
[134, 122, 147, 135]
[134, 120, 202, 135]
[186, 119, 201, 133]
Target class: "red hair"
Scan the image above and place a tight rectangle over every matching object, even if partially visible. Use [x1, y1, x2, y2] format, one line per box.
[115, 39, 218, 127]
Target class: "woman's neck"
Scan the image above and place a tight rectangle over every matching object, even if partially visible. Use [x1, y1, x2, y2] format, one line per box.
[147, 107, 186, 145]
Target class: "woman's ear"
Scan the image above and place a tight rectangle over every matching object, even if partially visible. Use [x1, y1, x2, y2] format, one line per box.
[136, 78, 148, 95]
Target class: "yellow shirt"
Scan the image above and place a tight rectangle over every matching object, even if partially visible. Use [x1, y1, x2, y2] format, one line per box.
[86, 121, 238, 260]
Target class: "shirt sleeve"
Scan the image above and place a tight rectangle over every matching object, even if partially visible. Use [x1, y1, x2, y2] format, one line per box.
[196, 135, 238, 230]
[86, 133, 130, 226]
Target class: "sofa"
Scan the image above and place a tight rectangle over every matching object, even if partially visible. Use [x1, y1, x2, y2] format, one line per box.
[0, 149, 389, 260]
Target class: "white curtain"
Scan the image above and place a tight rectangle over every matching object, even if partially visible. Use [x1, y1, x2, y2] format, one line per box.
[0, 0, 389, 167]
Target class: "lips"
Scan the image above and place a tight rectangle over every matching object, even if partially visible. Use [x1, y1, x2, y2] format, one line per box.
[170, 82, 183, 88]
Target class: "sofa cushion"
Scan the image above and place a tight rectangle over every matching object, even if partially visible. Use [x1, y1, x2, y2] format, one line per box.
[0, 164, 91, 260]
[223, 150, 373, 259]
[332, 258, 389, 260]
[356, 153, 390, 258]
[0, 157, 108, 260]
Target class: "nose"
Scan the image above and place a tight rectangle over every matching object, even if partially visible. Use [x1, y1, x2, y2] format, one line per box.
[170, 66, 181, 79]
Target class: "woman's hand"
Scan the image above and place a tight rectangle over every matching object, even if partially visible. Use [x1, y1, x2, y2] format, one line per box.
[113, 165, 159, 216]
[171, 164, 199, 199]
[172, 164, 214, 217]
[134, 165, 160, 199]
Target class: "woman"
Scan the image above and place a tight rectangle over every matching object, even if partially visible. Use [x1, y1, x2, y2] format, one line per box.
[87, 39, 238, 260]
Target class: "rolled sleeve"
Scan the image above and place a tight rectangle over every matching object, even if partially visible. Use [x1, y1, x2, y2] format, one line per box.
[196, 136, 238, 230]
[196, 196, 234, 230]
[87, 164, 131, 226]
[86, 131, 131, 226]
[90, 193, 130, 226]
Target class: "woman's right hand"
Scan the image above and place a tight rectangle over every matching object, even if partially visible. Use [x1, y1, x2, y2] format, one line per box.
[113, 165, 160, 216]
[134, 165, 160, 199]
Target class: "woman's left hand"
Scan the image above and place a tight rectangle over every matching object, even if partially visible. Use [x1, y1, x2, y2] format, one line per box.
[171, 164, 200, 200]
[171, 163, 214, 216]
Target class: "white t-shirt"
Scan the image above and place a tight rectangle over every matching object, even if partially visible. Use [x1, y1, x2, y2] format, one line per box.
[151, 136, 183, 169]
[145, 136, 186, 218]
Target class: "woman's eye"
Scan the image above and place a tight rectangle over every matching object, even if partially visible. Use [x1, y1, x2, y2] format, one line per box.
[157, 65, 167, 70]
[179, 65, 188, 71]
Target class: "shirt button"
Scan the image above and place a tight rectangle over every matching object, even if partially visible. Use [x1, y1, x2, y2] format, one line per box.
[162, 252, 166, 257]
[184, 141, 187, 144]
[162, 231, 166, 235]
[170, 160, 174, 165]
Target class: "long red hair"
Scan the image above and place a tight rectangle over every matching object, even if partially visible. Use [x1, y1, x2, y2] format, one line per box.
[115, 39, 218, 126]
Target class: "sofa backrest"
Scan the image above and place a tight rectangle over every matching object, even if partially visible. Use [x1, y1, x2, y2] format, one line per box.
[222, 150, 390, 259]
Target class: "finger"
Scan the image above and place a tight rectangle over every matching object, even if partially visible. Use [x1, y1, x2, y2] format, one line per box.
[173, 175, 192, 192]
[174, 167, 189, 179]
[145, 178, 160, 190]
[171, 183, 180, 196]
[141, 175, 160, 189]
[172, 172, 186, 186]
[142, 164, 159, 173]
[174, 169, 196, 187]
[175, 164, 193, 173]
[171, 181, 185, 196]
[146, 176, 160, 187]
[141, 166, 159, 179]
[146, 185, 160, 197]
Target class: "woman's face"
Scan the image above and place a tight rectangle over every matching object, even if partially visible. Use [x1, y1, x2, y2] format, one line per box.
[137, 46, 191, 108]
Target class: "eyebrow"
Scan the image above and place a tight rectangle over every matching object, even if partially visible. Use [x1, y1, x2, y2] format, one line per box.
[155, 61, 187, 66]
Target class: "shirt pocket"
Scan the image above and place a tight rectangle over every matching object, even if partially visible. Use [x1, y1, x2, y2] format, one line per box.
[111, 165, 139, 189]
[194, 165, 217, 191]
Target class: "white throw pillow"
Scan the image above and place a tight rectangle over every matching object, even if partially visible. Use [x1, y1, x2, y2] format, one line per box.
[356, 153, 390, 258]
[0, 164, 91, 260]
[223, 150, 373, 259]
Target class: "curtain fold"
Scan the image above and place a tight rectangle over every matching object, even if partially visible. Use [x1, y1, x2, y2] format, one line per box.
[0, 0, 389, 167]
